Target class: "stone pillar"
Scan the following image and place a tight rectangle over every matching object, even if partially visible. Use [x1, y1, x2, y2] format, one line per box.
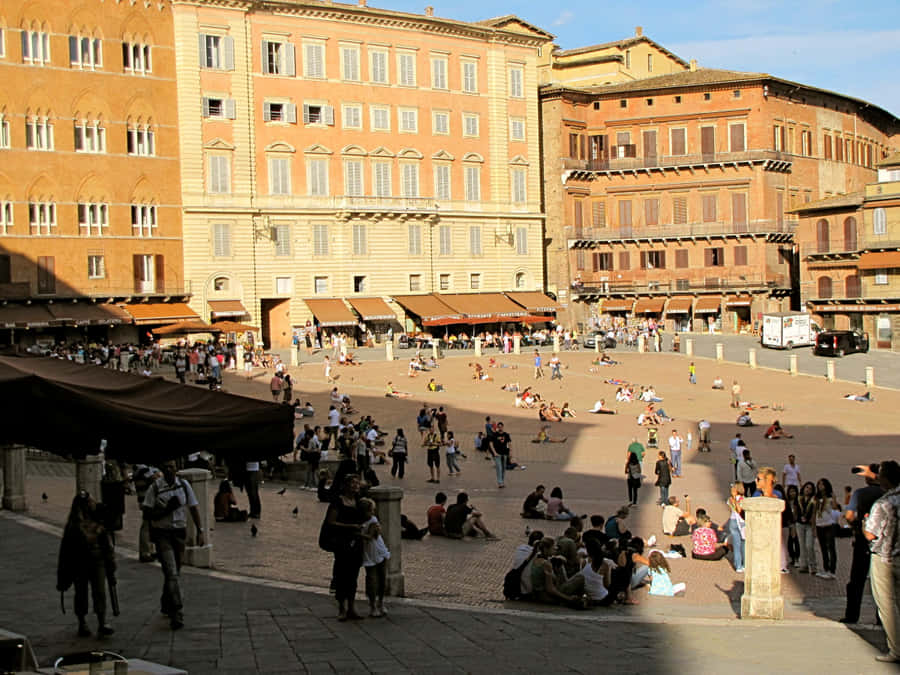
[593, 337, 600, 354]
[826, 359, 835, 382]
[1, 444, 27, 511]
[789, 354, 798, 376]
[685, 339, 694, 356]
[75, 454, 104, 503]
[513, 335, 521, 355]
[369, 485, 404, 596]
[474, 337, 482, 357]
[716, 343, 724, 361]
[290, 348, 298, 367]
[637, 335, 646, 353]
[178, 468, 214, 568]
[385, 341, 394, 361]
[748, 348, 757, 369]
[741, 496, 786, 619]
[431, 341, 439, 360]
[552, 334, 560, 354]
[866, 366, 875, 389]
[236, 344, 244, 370]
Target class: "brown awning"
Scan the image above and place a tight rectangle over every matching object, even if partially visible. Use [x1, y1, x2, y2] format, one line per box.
[726, 294, 753, 307]
[602, 298, 634, 312]
[392, 294, 461, 324]
[665, 296, 694, 314]
[210, 320, 259, 333]
[123, 302, 200, 325]
[47, 303, 132, 326]
[858, 251, 900, 270]
[208, 300, 248, 318]
[303, 298, 357, 327]
[438, 293, 526, 320]
[346, 297, 397, 322]
[0, 304, 55, 328]
[504, 291, 561, 313]
[152, 321, 221, 336]
[634, 297, 666, 314]
[694, 296, 722, 314]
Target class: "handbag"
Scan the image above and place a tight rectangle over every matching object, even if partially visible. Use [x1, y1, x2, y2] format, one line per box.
[318, 517, 337, 553]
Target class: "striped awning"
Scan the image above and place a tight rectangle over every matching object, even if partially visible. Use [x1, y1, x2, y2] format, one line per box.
[303, 298, 357, 327]
[694, 296, 722, 314]
[665, 296, 693, 315]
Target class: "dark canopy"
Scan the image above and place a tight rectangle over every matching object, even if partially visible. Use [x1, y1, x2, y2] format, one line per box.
[0, 356, 293, 463]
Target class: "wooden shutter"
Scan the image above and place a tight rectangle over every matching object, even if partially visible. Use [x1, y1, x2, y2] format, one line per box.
[816, 219, 829, 253]
[731, 193, 747, 228]
[733, 245, 747, 266]
[676, 249, 689, 268]
[263, 102, 272, 122]
[284, 43, 296, 77]
[197, 34, 205, 66]
[37, 256, 55, 294]
[0, 255, 10, 284]
[573, 199, 583, 228]
[673, 197, 687, 224]
[580, 135, 586, 160]
[132, 254, 142, 292]
[569, 134, 578, 159]
[704, 248, 713, 267]
[261, 40, 270, 74]
[780, 126, 786, 153]
[701, 126, 715, 156]
[225, 99, 236, 119]
[644, 199, 659, 226]
[671, 128, 685, 155]
[223, 36, 235, 70]
[730, 123, 745, 152]
[202, 97, 211, 118]
[640, 251, 647, 269]
[592, 252, 599, 272]
[619, 200, 632, 226]
[154, 255, 165, 293]
[776, 192, 784, 227]
[824, 135, 832, 160]
[592, 201, 606, 228]
[643, 130, 657, 159]
[702, 194, 717, 222]
[618, 251, 630, 270]
[324, 106, 335, 126]
[286, 104, 297, 124]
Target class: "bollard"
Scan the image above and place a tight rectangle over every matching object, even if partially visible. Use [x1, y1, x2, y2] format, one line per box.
[431, 341, 439, 360]
[370, 486, 405, 596]
[748, 348, 757, 369]
[638, 335, 646, 353]
[741, 496, 786, 619]
[385, 341, 394, 361]
[290, 348, 298, 367]
[715, 343, 724, 362]
[474, 337, 482, 357]
[1, 444, 27, 511]
[552, 334, 560, 354]
[789, 354, 798, 376]
[75, 454, 104, 503]
[178, 468, 214, 568]
[685, 338, 694, 356]
[826, 359, 835, 382]
[236, 344, 244, 370]
[866, 366, 875, 389]
[513, 335, 521, 355]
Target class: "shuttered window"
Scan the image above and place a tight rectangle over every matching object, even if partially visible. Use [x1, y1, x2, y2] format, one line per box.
[312, 224, 329, 256]
[208, 155, 230, 193]
[704, 247, 725, 266]
[268, 157, 291, 195]
[462, 60, 477, 93]
[370, 50, 388, 83]
[343, 160, 363, 197]
[306, 159, 329, 196]
[398, 52, 416, 86]
[516, 227, 528, 255]
[592, 252, 613, 271]
[670, 128, 686, 155]
[401, 164, 419, 198]
[408, 223, 422, 255]
[213, 223, 231, 257]
[373, 162, 391, 197]
[824, 135, 833, 160]
[303, 43, 324, 78]
[274, 224, 291, 256]
[431, 57, 448, 89]
[469, 225, 482, 255]
[509, 67, 523, 98]
[618, 200, 632, 226]
[37, 256, 56, 294]
[729, 123, 745, 152]
[575, 249, 586, 271]
[352, 223, 367, 255]
[434, 165, 451, 200]
[732, 193, 747, 227]
[700, 126, 715, 155]
[618, 251, 630, 270]
[675, 249, 689, 268]
[464, 166, 480, 202]
[644, 199, 659, 226]
[511, 169, 527, 203]
[733, 245, 748, 266]
[341, 46, 360, 81]
[673, 197, 687, 225]
[439, 224, 452, 255]
[702, 194, 717, 223]
[592, 201, 606, 228]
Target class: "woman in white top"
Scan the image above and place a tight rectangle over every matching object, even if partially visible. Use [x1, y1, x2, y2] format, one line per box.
[814, 478, 840, 579]
[359, 498, 391, 617]
[578, 540, 615, 605]
[445, 431, 461, 477]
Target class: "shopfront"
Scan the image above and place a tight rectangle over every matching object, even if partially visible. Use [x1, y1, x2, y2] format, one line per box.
[693, 296, 722, 333]
[664, 296, 693, 332]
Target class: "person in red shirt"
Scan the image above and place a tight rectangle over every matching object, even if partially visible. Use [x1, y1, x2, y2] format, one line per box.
[427, 492, 447, 536]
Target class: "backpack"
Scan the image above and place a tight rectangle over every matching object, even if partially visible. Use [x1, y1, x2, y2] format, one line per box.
[503, 549, 536, 600]
[628, 463, 642, 480]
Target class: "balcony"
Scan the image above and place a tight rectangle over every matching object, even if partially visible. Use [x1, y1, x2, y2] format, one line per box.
[866, 179, 900, 199]
[0, 282, 33, 301]
[572, 273, 788, 299]
[563, 150, 793, 176]
[25, 282, 192, 301]
[568, 220, 795, 245]
[802, 239, 900, 261]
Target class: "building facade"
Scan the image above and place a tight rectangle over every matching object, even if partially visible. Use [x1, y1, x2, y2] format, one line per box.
[541, 65, 898, 331]
[172, 1, 551, 349]
[0, 0, 186, 344]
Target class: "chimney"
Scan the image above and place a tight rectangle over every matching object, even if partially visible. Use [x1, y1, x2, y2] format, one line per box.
[635, 26, 643, 37]
[689, 59, 697, 72]
[358, 0, 367, 7]
[425, 6, 434, 16]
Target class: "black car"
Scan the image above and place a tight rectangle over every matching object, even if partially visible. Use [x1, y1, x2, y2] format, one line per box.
[813, 330, 869, 357]
[583, 332, 617, 349]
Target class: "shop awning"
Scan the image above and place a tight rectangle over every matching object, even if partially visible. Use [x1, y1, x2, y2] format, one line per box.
[504, 291, 561, 313]
[726, 294, 753, 307]
[392, 294, 461, 325]
[602, 298, 634, 312]
[0, 304, 55, 328]
[346, 297, 397, 322]
[211, 320, 259, 333]
[303, 298, 357, 327]
[152, 321, 221, 336]
[634, 298, 665, 314]
[47, 303, 132, 326]
[694, 296, 722, 314]
[438, 293, 526, 321]
[208, 300, 248, 318]
[123, 302, 200, 325]
[857, 251, 900, 270]
[665, 296, 694, 314]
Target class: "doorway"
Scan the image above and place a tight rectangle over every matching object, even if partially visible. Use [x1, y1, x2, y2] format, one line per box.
[260, 299, 291, 350]
[877, 315, 892, 350]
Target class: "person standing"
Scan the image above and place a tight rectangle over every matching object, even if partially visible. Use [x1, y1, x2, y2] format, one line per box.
[324, 355, 334, 384]
[688, 361, 696, 385]
[282, 373, 294, 404]
[141, 461, 204, 630]
[736, 449, 758, 498]
[625, 452, 642, 506]
[325, 474, 365, 621]
[731, 380, 742, 408]
[490, 422, 512, 489]
[173, 351, 187, 384]
[782, 455, 802, 490]
[424, 427, 441, 484]
[841, 463, 884, 624]
[549, 354, 562, 380]
[434, 406, 449, 442]
[269, 373, 283, 401]
[133, 465, 160, 562]
[730, 433, 743, 481]
[533, 350, 544, 379]
[697, 419, 711, 452]
[864, 460, 900, 663]
[244, 460, 262, 520]
[654, 451, 672, 505]
[627, 437, 645, 464]
[668, 429, 684, 478]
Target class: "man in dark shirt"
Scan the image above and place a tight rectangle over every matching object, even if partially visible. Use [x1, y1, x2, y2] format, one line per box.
[581, 515, 610, 550]
[490, 422, 512, 488]
[444, 493, 497, 539]
[522, 485, 547, 518]
[841, 463, 885, 623]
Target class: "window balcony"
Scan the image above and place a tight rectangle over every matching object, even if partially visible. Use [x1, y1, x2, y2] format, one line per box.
[572, 273, 787, 298]
[563, 150, 793, 176]
[567, 219, 794, 245]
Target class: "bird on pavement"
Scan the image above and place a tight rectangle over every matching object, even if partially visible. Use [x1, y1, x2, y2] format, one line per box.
[277, 487, 287, 495]
[250, 523, 258, 537]
[292, 506, 299, 516]
[41, 492, 48, 502]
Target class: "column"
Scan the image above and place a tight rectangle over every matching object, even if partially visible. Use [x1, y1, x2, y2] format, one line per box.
[789, 354, 798, 376]
[552, 333, 560, 354]
[826, 359, 835, 382]
[513, 335, 521, 355]
[385, 341, 394, 361]
[866, 366, 875, 388]
[740, 496, 786, 619]
[637, 335, 646, 353]
[594, 337, 600, 354]
[474, 337, 482, 357]
[75, 454, 104, 503]
[748, 348, 757, 369]
[178, 468, 214, 568]
[236, 344, 244, 370]
[716, 343, 724, 362]
[431, 341, 439, 360]
[369, 486, 404, 596]
[685, 339, 694, 357]
[290, 348, 298, 367]
[2, 444, 27, 511]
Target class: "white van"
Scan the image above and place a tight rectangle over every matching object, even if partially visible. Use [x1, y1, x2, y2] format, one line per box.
[761, 312, 815, 349]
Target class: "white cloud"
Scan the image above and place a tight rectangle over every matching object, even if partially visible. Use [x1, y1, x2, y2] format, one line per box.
[553, 10, 574, 26]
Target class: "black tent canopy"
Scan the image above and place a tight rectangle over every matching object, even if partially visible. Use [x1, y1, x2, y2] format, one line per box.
[0, 356, 293, 462]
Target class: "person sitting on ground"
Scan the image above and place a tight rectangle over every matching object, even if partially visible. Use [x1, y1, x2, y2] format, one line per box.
[662, 496, 695, 536]
[712, 376, 725, 390]
[637, 405, 660, 426]
[647, 550, 686, 597]
[581, 515, 610, 550]
[560, 402, 576, 418]
[555, 526, 582, 577]
[500, 382, 520, 392]
[407, 359, 421, 378]
[511, 530, 545, 600]
[640, 386, 663, 403]
[736, 410, 754, 427]
[385, 381, 413, 399]
[589, 399, 617, 415]
[576, 539, 616, 606]
[516, 386, 537, 408]
[533, 424, 568, 444]
[529, 537, 588, 608]
[764, 419, 794, 439]
[329, 387, 343, 409]
[400, 514, 429, 540]
[426, 378, 445, 392]
[843, 391, 873, 402]
[301, 401, 315, 417]
[425, 355, 438, 368]
[691, 514, 731, 561]
[615, 387, 631, 403]
[522, 484, 549, 519]
[426, 492, 448, 536]
[214, 480, 248, 522]
[649, 403, 674, 422]
[545, 487, 581, 520]
[605, 506, 632, 543]
[444, 492, 497, 539]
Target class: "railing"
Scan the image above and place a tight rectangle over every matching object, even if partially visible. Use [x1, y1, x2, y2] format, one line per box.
[802, 239, 900, 258]
[0, 282, 32, 300]
[27, 283, 193, 300]
[563, 150, 793, 173]
[567, 220, 795, 242]
[573, 274, 787, 295]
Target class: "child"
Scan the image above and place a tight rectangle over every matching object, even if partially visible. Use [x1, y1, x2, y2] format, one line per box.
[359, 498, 390, 617]
[647, 551, 685, 597]
[445, 431, 461, 477]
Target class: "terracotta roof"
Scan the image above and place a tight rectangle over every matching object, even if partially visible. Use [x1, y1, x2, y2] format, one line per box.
[787, 192, 864, 214]
[504, 291, 561, 313]
[0, 304, 55, 328]
[857, 251, 900, 270]
[302, 298, 357, 327]
[208, 300, 248, 318]
[634, 297, 665, 314]
[123, 302, 199, 325]
[346, 297, 396, 322]
[438, 293, 525, 319]
[392, 294, 461, 324]
[473, 15, 555, 39]
[555, 34, 689, 67]
[665, 296, 693, 314]
[694, 296, 722, 313]
[47, 303, 131, 325]
[877, 151, 900, 169]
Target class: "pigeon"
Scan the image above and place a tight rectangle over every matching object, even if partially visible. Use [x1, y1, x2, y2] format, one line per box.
[41, 492, 48, 502]
[277, 487, 287, 495]
[292, 506, 299, 516]
[250, 523, 258, 537]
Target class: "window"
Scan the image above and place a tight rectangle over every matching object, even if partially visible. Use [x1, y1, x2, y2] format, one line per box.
[344, 159, 363, 196]
[131, 204, 157, 237]
[592, 201, 606, 228]
[409, 274, 422, 291]
[702, 194, 717, 222]
[37, 256, 55, 294]
[733, 245, 748, 266]
[401, 164, 419, 198]
[433, 111, 450, 135]
[303, 42, 324, 78]
[132, 254, 159, 293]
[122, 42, 152, 74]
[352, 223, 367, 255]
[213, 277, 229, 291]
[704, 247, 725, 267]
[69, 35, 102, 69]
[818, 276, 833, 297]
[732, 193, 748, 229]
[574, 199, 583, 228]
[640, 250, 665, 269]
[276, 276, 292, 294]
[463, 114, 479, 137]
[434, 164, 451, 200]
[408, 223, 422, 255]
[313, 223, 329, 255]
[469, 273, 481, 290]
[644, 199, 659, 226]
[675, 249, 689, 268]
[0, 28, 5, 58]
[126, 124, 154, 156]
[619, 99, 627, 109]
[510, 118, 525, 141]
[314, 276, 328, 294]
[509, 66, 523, 98]
[340, 46, 360, 81]
[625, 50, 631, 69]
[0, 201, 13, 234]
[439, 274, 450, 291]
[268, 157, 291, 195]
[729, 123, 745, 152]
[773, 124, 785, 151]
[843, 216, 857, 251]
[576, 249, 586, 271]
[74, 120, 106, 153]
[373, 162, 391, 197]
[845, 275, 861, 297]
[512, 169, 527, 203]
[22, 29, 51, 65]
[273, 224, 291, 256]
[208, 155, 231, 193]
[263, 101, 298, 123]
[618, 251, 631, 270]
[431, 56, 448, 89]
[87, 255, 105, 279]
[354, 275, 367, 293]
[647, 54, 653, 72]
[469, 225, 482, 255]
[703, 92, 711, 101]
[397, 52, 416, 86]
[77, 203, 108, 236]
[462, 60, 477, 93]
[646, 98, 654, 107]
[515, 272, 526, 289]
[342, 104, 362, 129]
[302, 103, 333, 125]
[874, 207, 887, 235]
[592, 252, 613, 271]
[439, 224, 452, 255]
[670, 128, 686, 156]
[874, 270, 889, 286]
[202, 97, 236, 120]
[399, 108, 418, 133]
[618, 200, 632, 226]
[28, 202, 56, 235]
[200, 34, 234, 70]
[673, 196, 687, 225]
[370, 49, 388, 84]
[26, 116, 53, 150]
[213, 222, 231, 257]
[824, 135, 833, 160]
[0, 116, 8, 148]
[516, 226, 528, 255]
[371, 106, 390, 131]
[464, 165, 480, 202]
[306, 159, 329, 196]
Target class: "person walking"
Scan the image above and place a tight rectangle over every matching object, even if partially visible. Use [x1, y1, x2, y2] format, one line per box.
[445, 431, 462, 477]
[730, 433, 743, 481]
[736, 449, 758, 498]
[654, 451, 672, 506]
[668, 429, 684, 478]
[282, 373, 294, 403]
[841, 463, 884, 623]
[133, 465, 160, 562]
[549, 354, 563, 380]
[533, 350, 544, 379]
[489, 422, 512, 489]
[424, 427, 442, 484]
[141, 461, 204, 630]
[389, 428, 408, 479]
[625, 452, 642, 506]
[864, 460, 900, 663]
[325, 474, 365, 621]
[269, 372, 283, 401]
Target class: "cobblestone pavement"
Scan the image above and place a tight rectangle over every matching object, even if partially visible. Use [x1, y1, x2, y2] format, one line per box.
[1, 514, 893, 674]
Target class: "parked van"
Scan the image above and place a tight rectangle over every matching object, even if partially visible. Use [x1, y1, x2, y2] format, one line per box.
[813, 330, 869, 357]
[761, 312, 815, 349]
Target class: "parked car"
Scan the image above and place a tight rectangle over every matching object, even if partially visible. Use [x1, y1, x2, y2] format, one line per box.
[583, 332, 616, 349]
[813, 330, 869, 357]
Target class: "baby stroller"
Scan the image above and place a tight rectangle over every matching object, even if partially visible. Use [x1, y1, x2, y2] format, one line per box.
[646, 427, 659, 449]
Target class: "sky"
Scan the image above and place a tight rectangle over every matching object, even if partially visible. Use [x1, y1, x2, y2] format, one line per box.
[376, 0, 900, 117]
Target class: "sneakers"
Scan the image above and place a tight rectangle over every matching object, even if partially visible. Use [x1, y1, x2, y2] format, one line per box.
[815, 571, 831, 579]
[735, 567, 745, 573]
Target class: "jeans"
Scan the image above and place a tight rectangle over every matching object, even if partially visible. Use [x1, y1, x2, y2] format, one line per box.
[796, 523, 817, 572]
[152, 528, 186, 619]
[627, 478, 640, 505]
[446, 453, 461, 474]
[494, 455, 507, 486]
[631, 564, 650, 588]
[817, 525, 837, 574]
[246, 470, 261, 519]
[139, 517, 153, 559]
[726, 518, 745, 570]
[391, 454, 406, 478]
[658, 484, 669, 504]
[670, 451, 682, 477]
[870, 556, 900, 657]
[304, 457, 320, 488]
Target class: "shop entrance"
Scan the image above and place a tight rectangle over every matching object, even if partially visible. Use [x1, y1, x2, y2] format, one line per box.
[260, 298, 291, 351]
[877, 315, 892, 350]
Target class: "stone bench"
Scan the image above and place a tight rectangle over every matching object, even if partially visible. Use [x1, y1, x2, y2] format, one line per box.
[282, 458, 343, 484]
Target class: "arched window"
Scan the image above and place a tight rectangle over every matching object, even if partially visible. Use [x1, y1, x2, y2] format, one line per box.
[845, 275, 860, 298]
[515, 272, 527, 289]
[213, 277, 230, 291]
[843, 216, 857, 251]
[817, 276, 833, 298]
[816, 219, 829, 253]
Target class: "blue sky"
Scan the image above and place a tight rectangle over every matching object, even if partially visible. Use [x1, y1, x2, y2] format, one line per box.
[381, 0, 900, 117]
